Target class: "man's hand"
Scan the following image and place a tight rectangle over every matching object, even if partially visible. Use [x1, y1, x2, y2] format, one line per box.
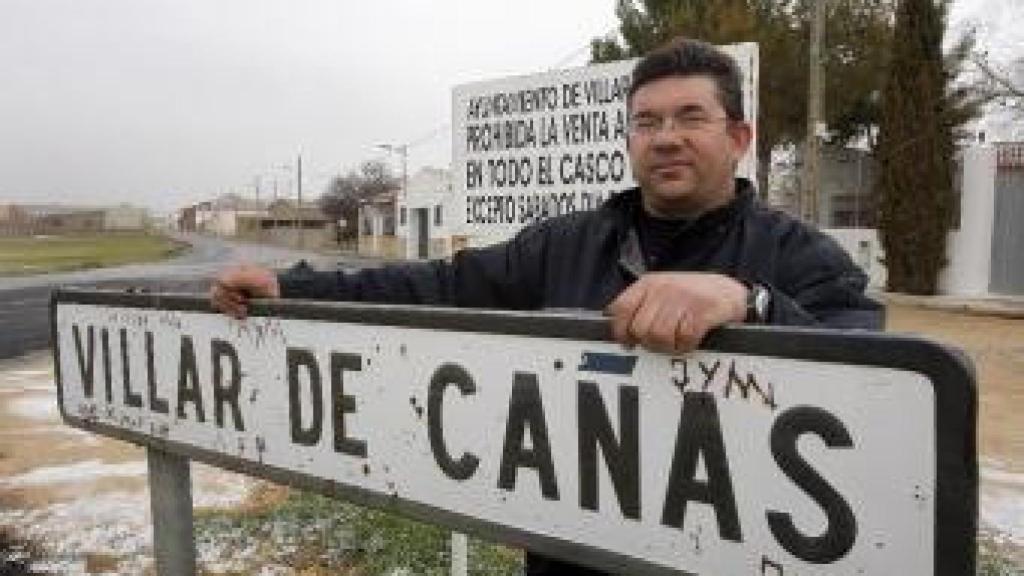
[210, 264, 281, 319]
[606, 272, 748, 354]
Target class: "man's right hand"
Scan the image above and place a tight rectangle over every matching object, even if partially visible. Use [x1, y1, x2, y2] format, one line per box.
[210, 264, 281, 319]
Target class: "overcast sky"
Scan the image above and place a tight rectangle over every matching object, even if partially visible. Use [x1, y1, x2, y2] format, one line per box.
[0, 0, 1019, 214]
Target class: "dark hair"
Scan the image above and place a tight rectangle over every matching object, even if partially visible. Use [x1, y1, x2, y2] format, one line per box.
[628, 38, 745, 121]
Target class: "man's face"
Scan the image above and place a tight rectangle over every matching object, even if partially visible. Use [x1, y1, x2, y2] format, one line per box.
[626, 75, 752, 218]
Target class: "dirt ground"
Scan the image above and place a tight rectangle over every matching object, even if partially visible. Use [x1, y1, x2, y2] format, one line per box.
[886, 305, 1024, 471]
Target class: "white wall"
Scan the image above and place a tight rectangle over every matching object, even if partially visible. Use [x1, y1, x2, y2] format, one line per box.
[939, 146, 997, 296]
[823, 145, 999, 296]
[823, 228, 886, 290]
[103, 205, 148, 230]
[398, 167, 452, 259]
[203, 209, 267, 237]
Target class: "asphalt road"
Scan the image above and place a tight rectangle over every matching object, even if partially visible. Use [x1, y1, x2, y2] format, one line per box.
[0, 234, 351, 360]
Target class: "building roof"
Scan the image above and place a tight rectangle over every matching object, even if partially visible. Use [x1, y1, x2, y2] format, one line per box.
[996, 142, 1024, 169]
[210, 193, 267, 211]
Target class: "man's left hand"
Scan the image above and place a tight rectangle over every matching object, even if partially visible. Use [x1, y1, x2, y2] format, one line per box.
[605, 272, 748, 354]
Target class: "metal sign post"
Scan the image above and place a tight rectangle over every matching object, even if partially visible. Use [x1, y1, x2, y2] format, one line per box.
[148, 448, 197, 576]
[50, 289, 977, 575]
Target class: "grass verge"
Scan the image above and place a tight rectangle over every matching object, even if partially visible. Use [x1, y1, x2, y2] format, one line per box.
[0, 233, 188, 276]
[194, 484, 1024, 576]
[979, 530, 1024, 575]
[193, 485, 522, 575]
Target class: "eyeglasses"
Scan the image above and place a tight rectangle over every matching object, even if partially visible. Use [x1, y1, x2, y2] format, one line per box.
[628, 112, 731, 136]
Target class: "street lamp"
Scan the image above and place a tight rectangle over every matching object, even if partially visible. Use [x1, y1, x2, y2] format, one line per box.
[377, 143, 408, 200]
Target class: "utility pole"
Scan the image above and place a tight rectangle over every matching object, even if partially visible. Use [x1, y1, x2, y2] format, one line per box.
[296, 154, 304, 249]
[802, 0, 826, 225]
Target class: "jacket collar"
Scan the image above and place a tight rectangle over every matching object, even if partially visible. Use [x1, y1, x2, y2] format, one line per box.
[611, 178, 757, 278]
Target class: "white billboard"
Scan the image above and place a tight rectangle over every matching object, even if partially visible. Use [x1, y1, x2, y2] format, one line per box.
[452, 43, 759, 246]
[51, 291, 976, 575]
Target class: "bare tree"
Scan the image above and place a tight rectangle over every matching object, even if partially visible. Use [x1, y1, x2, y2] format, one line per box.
[318, 161, 399, 244]
[971, 52, 1024, 114]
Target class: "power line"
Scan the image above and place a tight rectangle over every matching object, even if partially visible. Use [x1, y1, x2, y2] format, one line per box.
[407, 123, 452, 150]
[393, 24, 621, 154]
[550, 24, 619, 70]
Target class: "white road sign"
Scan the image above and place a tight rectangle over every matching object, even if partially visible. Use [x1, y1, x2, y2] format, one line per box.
[51, 291, 976, 575]
[451, 43, 759, 246]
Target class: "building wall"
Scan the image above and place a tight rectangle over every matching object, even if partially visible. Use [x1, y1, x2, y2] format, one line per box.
[103, 206, 148, 230]
[0, 205, 31, 236]
[36, 211, 105, 234]
[820, 146, 1003, 296]
[178, 206, 198, 232]
[822, 228, 886, 290]
[358, 235, 403, 259]
[235, 216, 336, 249]
[989, 143, 1024, 295]
[396, 167, 453, 259]
[202, 209, 268, 236]
[358, 202, 399, 258]
[939, 146, 997, 296]
[768, 146, 875, 227]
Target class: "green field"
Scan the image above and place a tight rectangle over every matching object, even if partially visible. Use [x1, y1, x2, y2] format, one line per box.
[0, 233, 188, 276]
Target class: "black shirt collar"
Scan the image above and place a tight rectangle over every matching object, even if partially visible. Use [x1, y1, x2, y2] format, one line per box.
[613, 178, 757, 277]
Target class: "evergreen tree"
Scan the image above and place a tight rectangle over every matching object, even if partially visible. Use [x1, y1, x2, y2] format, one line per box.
[876, 0, 960, 294]
[591, 0, 895, 190]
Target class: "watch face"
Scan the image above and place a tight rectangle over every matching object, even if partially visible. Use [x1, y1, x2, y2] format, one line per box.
[747, 283, 770, 323]
[754, 285, 771, 321]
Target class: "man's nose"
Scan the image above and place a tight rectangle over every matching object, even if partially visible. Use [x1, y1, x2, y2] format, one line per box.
[651, 130, 685, 151]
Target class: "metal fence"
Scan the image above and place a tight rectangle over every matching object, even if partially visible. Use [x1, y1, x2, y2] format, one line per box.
[990, 143, 1024, 294]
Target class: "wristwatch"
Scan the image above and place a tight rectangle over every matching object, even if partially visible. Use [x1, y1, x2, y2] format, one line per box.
[744, 282, 771, 324]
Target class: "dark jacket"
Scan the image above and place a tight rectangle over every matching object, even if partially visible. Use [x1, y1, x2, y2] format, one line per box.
[278, 178, 882, 576]
[279, 179, 883, 331]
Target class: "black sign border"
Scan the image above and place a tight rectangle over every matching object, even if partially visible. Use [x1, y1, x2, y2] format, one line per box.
[50, 289, 977, 575]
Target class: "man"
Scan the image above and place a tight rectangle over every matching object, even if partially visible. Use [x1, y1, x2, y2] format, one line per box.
[213, 38, 882, 575]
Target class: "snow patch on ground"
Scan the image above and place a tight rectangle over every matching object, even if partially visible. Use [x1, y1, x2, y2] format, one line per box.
[0, 468, 258, 575]
[0, 424, 95, 439]
[6, 394, 59, 420]
[0, 366, 54, 394]
[981, 461, 1024, 546]
[982, 490, 1024, 547]
[2, 460, 147, 487]
[983, 465, 1024, 488]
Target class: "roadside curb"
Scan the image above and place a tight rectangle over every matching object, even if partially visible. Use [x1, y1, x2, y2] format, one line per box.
[879, 292, 1024, 320]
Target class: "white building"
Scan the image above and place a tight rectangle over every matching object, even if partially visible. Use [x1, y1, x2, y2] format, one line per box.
[822, 143, 1024, 296]
[198, 194, 268, 236]
[103, 203, 149, 231]
[396, 167, 455, 259]
[358, 190, 400, 259]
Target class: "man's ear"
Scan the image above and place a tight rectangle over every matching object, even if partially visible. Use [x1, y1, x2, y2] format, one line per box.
[728, 120, 753, 156]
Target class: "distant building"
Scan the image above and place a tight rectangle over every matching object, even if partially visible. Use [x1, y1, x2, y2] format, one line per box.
[235, 199, 336, 249]
[768, 145, 875, 228]
[396, 167, 456, 259]
[200, 194, 268, 236]
[178, 205, 198, 232]
[358, 189, 400, 258]
[103, 204, 149, 231]
[0, 204, 31, 236]
[22, 205, 105, 234]
[0, 202, 149, 235]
